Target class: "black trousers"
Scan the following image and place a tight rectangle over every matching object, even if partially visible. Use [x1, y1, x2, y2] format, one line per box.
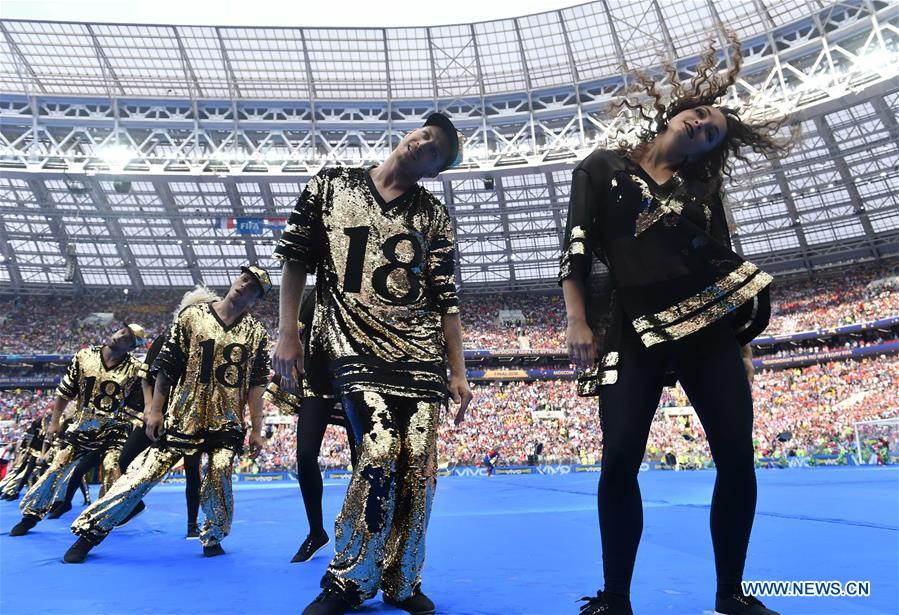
[63, 450, 98, 505]
[296, 397, 357, 535]
[597, 323, 757, 596]
[118, 425, 202, 526]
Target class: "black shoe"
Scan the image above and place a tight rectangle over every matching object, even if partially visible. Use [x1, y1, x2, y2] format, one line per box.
[301, 588, 354, 615]
[1, 492, 17, 501]
[115, 501, 145, 527]
[202, 543, 226, 557]
[9, 515, 38, 536]
[577, 591, 633, 615]
[383, 591, 436, 615]
[291, 531, 330, 563]
[186, 523, 200, 540]
[715, 591, 779, 615]
[63, 537, 98, 564]
[46, 501, 73, 519]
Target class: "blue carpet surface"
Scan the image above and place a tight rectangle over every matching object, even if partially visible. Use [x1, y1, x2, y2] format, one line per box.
[1, 466, 896, 615]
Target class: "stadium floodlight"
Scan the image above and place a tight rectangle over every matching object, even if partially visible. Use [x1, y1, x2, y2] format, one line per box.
[852, 49, 895, 74]
[99, 145, 135, 167]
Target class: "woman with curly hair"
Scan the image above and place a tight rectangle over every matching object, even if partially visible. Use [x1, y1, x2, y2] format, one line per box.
[560, 33, 790, 615]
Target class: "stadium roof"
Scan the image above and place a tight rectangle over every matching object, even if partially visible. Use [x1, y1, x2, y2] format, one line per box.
[1, 0, 898, 293]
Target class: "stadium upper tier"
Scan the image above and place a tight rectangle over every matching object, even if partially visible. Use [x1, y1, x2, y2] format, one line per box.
[0, 0, 897, 292]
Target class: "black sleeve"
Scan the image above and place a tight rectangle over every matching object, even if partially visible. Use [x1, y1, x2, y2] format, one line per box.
[272, 174, 324, 273]
[709, 191, 733, 250]
[138, 331, 168, 383]
[249, 335, 272, 388]
[56, 352, 81, 400]
[733, 286, 772, 345]
[122, 379, 145, 414]
[152, 317, 189, 383]
[559, 151, 614, 285]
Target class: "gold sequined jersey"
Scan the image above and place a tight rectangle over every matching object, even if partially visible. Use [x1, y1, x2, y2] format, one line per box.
[559, 150, 772, 387]
[274, 166, 459, 399]
[55, 346, 143, 432]
[153, 303, 270, 436]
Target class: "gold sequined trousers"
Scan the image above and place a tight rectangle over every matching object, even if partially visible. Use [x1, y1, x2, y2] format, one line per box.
[71, 444, 236, 547]
[0, 455, 36, 497]
[19, 437, 122, 519]
[323, 391, 441, 604]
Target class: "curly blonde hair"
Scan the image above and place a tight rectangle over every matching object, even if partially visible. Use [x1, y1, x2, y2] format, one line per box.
[173, 285, 220, 321]
[614, 30, 793, 184]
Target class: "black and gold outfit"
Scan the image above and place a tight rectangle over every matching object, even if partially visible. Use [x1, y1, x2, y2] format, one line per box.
[116, 330, 202, 528]
[265, 293, 358, 540]
[274, 167, 458, 603]
[0, 418, 45, 498]
[560, 150, 771, 598]
[19, 347, 141, 520]
[71, 303, 270, 547]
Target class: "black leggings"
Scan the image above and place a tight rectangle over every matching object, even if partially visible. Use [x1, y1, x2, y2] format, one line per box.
[296, 397, 357, 535]
[63, 450, 99, 506]
[118, 425, 202, 526]
[598, 325, 756, 596]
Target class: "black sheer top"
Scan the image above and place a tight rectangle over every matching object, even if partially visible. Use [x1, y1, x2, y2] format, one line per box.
[559, 149, 772, 391]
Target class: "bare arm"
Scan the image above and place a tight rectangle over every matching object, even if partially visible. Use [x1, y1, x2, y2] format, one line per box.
[246, 385, 266, 457]
[273, 260, 308, 385]
[46, 396, 70, 442]
[441, 312, 472, 425]
[741, 344, 755, 385]
[145, 372, 173, 441]
[141, 379, 154, 415]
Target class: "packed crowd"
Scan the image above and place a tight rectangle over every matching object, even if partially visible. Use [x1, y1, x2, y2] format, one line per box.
[2, 263, 895, 354]
[4, 354, 896, 471]
[1, 262, 897, 471]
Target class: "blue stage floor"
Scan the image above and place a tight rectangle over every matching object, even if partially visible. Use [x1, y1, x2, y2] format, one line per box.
[1, 466, 896, 615]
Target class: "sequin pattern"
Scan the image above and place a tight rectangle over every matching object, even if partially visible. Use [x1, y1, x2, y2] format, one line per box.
[153, 303, 270, 450]
[323, 391, 441, 605]
[273, 167, 458, 399]
[56, 346, 142, 433]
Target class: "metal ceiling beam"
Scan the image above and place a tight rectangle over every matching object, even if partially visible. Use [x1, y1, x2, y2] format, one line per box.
[223, 180, 258, 265]
[215, 27, 243, 101]
[85, 24, 126, 98]
[82, 176, 143, 291]
[813, 114, 881, 260]
[492, 175, 516, 283]
[870, 94, 899, 144]
[171, 26, 204, 99]
[25, 178, 83, 292]
[0, 22, 45, 95]
[0, 217, 23, 291]
[769, 160, 814, 272]
[152, 180, 203, 285]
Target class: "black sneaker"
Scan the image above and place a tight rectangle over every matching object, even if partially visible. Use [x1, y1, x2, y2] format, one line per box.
[202, 543, 226, 557]
[46, 501, 73, 519]
[291, 531, 330, 563]
[715, 591, 779, 615]
[186, 523, 200, 540]
[383, 591, 436, 615]
[115, 501, 146, 527]
[63, 537, 98, 564]
[1, 492, 17, 501]
[301, 587, 354, 615]
[9, 515, 39, 536]
[577, 591, 633, 615]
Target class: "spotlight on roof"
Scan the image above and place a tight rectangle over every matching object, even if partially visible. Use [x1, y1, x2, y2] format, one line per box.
[99, 145, 135, 167]
[113, 181, 132, 194]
